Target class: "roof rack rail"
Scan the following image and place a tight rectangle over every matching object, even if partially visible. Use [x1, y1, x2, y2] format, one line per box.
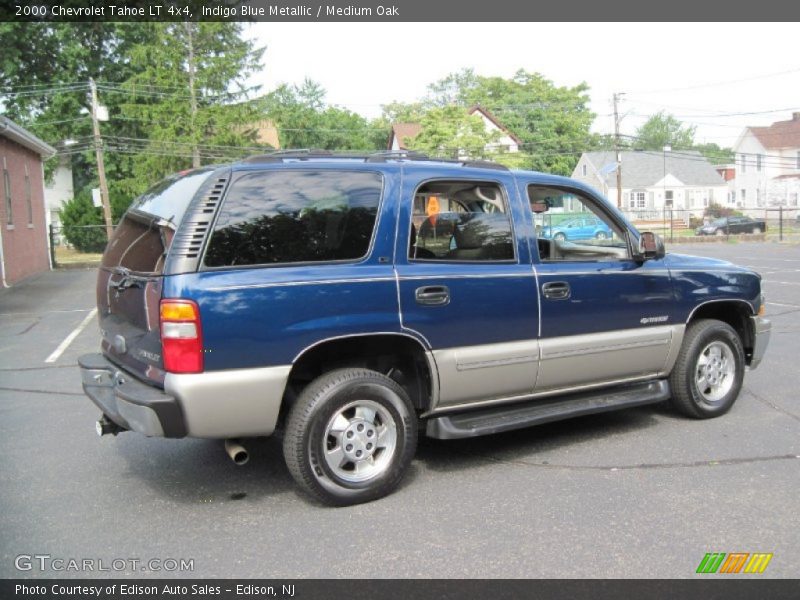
[242, 149, 335, 163]
[365, 150, 430, 162]
[240, 149, 510, 171]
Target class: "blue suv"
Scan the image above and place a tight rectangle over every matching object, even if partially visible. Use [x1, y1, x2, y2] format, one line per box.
[79, 151, 770, 505]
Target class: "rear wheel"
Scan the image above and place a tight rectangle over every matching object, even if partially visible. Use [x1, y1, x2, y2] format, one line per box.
[668, 319, 745, 418]
[714, 228, 724, 236]
[554, 232, 567, 242]
[283, 368, 417, 506]
[752, 226, 763, 234]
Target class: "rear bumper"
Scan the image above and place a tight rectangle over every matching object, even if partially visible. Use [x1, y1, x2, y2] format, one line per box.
[748, 316, 771, 369]
[79, 353, 185, 437]
[79, 353, 291, 438]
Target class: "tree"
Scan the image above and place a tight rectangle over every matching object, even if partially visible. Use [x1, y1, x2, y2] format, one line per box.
[424, 69, 597, 175]
[119, 22, 264, 188]
[264, 79, 383, 151]
[405, 105, 499, 159]
[0, 22, 156, 188]
[59, 186, 130, 252]
[693, 142, 734, 165]
[1, 22, 265, 205]
[634, 111, 696, 150]
[379, 101, 426, 124]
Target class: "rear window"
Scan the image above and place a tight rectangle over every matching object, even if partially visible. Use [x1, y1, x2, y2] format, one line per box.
[203, 170, 383, 267]
[129, 168, 215, 223]
[102, 168, 214, 273]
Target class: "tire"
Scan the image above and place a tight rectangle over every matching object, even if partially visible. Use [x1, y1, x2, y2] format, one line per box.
[752, 227, 762, 234]
[283, 368, 418, 506]
[595, 231, 608, 240]
[714, 228, 724, 236]
[554, 232, 567, 242]
[668, 319, 745, 419]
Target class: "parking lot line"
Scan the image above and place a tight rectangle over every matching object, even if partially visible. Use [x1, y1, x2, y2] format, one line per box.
[44, 308, 98, 364]
[768, 302, 800, 309]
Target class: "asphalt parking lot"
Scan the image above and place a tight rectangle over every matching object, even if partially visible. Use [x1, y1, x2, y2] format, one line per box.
[0, 241, 798, 579]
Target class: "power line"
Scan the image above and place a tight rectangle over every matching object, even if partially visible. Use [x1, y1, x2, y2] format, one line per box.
[626, 66, 800, 95]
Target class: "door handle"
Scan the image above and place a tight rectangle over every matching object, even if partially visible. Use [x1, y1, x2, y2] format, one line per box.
[415, 285, 450, 306]
[542, 281, 571, 300]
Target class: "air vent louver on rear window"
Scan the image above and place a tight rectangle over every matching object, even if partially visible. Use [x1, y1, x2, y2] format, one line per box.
[164, 170, 230, 275]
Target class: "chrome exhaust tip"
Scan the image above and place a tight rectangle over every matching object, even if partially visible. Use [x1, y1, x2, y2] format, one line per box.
[96, 415, 125, 436]
[224, 439, 249, 465]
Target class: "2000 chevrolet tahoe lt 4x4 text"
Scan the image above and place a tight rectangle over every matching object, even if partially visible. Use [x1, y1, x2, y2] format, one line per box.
[79, 151, 771, 505]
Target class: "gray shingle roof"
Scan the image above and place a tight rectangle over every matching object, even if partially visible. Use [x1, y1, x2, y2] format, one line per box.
[583, 150, 724, 187]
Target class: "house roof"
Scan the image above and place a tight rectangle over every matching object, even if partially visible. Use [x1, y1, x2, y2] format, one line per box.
[467, 105, 523, 145]
[387, 107, 522, 150]
[0, 116, 56, 158]
[747, 113, 800, 150]
[582, 150, 725, 188]
[387, 123, 422, 150]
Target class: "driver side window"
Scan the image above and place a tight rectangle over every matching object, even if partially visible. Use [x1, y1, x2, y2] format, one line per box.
[528, 185, 629, 262]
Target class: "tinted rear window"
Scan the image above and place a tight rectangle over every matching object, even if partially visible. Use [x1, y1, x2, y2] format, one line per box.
[101, 168, 214, 273]
[203, 170, 383, 267]
[129, 168, 215, 224]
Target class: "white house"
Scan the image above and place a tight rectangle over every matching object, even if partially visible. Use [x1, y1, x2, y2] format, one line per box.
[44, 160, 74, 232]
[571, 150, 728, 217]
[733, 112, 800, 208]
[387, 105, 521, 155]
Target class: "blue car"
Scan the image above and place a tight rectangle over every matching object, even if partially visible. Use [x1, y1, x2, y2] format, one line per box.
[541, 216, 613, 241]
[79, 150, 770, 505]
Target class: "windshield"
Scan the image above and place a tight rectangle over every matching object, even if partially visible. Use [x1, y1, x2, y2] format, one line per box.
[129, 167, 215, 226]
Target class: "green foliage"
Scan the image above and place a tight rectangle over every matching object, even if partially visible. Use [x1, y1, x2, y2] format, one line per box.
[406, 105, 499, 159]
[59, 188, 107, 252]
[634, 111, 696, 150]
[423, 69, 597, 175]
[0, 22, 264, 203]
[120, 22, 264, 189]
[263, 79, 383, 151]
[694, 142, 734, 165]
[380, 101, 427, 124]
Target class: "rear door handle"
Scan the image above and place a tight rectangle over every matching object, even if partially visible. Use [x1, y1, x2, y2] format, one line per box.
[542, 281, 571, 300]
[415, 285, 450, 306]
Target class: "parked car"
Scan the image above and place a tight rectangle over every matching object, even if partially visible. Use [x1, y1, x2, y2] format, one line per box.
[695, 216, 767, 236]
[540, 216, 614, 241]
[80, 151, 770, 506]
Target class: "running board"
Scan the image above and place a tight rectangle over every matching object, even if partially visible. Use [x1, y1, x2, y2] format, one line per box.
[425, 380, 671, 440]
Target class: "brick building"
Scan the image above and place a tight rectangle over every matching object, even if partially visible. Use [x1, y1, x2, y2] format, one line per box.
[1, 117, 56, 285]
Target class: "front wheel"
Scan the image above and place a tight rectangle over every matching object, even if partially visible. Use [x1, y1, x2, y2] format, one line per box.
[554, 232, 567, 242]
[752, 226, 763, 234]
[283, 368, 417, 506]
[668, 319, 745, 418]
[595, 231, 608, 240]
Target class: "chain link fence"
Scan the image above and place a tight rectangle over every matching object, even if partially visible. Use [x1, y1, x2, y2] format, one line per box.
[619, 206, 800, 243]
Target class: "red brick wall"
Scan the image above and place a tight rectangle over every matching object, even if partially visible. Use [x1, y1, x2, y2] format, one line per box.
[0, 137, 50, 284]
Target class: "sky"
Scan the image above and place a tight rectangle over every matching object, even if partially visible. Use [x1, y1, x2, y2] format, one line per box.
[244, 22, 800, 148]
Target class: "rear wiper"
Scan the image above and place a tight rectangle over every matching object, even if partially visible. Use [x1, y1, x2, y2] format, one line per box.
[106, 266, 159, 292]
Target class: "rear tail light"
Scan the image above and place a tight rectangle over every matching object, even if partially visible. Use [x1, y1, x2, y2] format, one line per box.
[160, 299, 203, 373]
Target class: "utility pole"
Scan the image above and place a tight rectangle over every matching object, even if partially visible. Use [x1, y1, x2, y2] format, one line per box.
[89, 78, 114, 240]
[613, 92, 624, 208]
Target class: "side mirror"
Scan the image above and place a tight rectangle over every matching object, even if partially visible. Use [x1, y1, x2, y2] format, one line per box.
[636, 231, 665, 261]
